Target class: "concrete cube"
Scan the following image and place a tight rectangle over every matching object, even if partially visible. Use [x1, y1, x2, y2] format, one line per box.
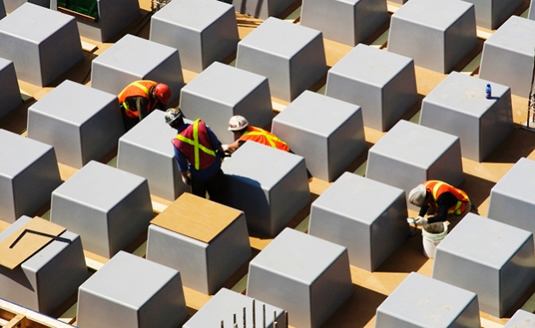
[0, 129, 62, 223]
[77, 251, 187, 328]
[3, 0, 48, 13]
[387, 0, 477, 73]
[530, 0, 535, 20]
[247, 228, 353, 328]
[432, 214, 535, 317]
[309, 172, 409, 271]
[150, 0, 239, 73]
[236, 17, 327, 102]
[233, 0, 294, 20]
[117, 110, 187, 201]
[0, 3, 83, 86]
[504, 309, 535, 327]
[184, 288, 286, 328]
[0, 1, 4, 17]
[300, 0, 388, 46]
[325, 43, 418, 131]
[479, 16, 535, 98]
[50, 0, 140, 42]
[0, 216, 88, 314]
[50, 161, 153, 258]
[0, 58, 22, 119]
[179, 62, 273, 144]
[459, 0, 522, 29]
[271, 91, 366, 182]
[365, 120, 464, 210]
[27, 80, 124, 169]
[375, 272, 481, 328]
[221, 142, 310, 237]
[420, 72, 514, 162]
[146, 193, 252, 294]
[90, 34, 184, 99]
[488, 158, 535, 239]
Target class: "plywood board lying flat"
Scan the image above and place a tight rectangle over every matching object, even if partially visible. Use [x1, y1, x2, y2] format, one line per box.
[151, 193, 242, 243]
[0, 218, 66, 270]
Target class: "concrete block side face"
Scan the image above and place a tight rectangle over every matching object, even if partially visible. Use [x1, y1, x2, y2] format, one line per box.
[487, 191, 535, 237]
[426, 138, 464, 187]
[289, 35, 327, 101]
[234, 80, 274, 130]
[354, 0, 388, 44]
[200, 9, 240, 70]
[0, 265, 39, 312]
[300, 0, 357, 46]
[479, 91, 514, 161]
[443, 7, 477, 73]
[0, 60, 22, 118]
[0, 1, 5, 17]
[77, 288, 139, 328]
[0, 177, 16, 223]
[0, 34, 41, 86]
[530, 0, 535, 20]
[382, 61, 418, 131]
[144, 51, 184, 103]
[97, 0, 141, 42]
[492, 0, 523, 29]
[90, 61, 141, 95]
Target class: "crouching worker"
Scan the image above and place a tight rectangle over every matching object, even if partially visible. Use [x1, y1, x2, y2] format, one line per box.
[222, 115, 290, 153]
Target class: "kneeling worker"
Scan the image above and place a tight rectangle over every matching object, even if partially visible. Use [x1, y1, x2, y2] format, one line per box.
[223, 115, 290, 153]
[408, 180, 478, 226]
[165, 108, 226, 202]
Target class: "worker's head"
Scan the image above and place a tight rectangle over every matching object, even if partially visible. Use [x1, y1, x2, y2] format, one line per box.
[228, 115, 249, 136]
[164, 107, 185, 128]
[408, 184, 428, 207]
[153, 83, 172, 104]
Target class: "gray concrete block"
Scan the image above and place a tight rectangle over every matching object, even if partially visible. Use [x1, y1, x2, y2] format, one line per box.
[117, 110, 187, 201]
[50, 0, 140, 42]
[27, 80, 124, 169]
[0, 3, 83, 86]
[432, 214, 535, 317]
[236, 17, 327, 102]
[309, 172, 409, 271]
[365, 120, 464, 211]
[0, 58, 22, 119]
[387, 0, 477, 73]
[488, 158, 535, 239]
[247, 228, 353, 328]
[150, 0, 239, 73]
[479, 16, 535, 98]
[301, 0, 388, 46]
[50, 161, 153, 258]
[0, 129, 62, 223]
[0, 2, 4, 19]
[419, 72, 514, 162]
[221, 142, 310, 237]
[375, 272, 481, 328]
[184, 288, 286, 328]
[180, 62, 273, 144]
[530, 0, 535, 20]
[271, 91, 366, 182]
[0, 216, 88, 314]
[77, 251, 187, 328]
[325, 44, 418, 131]
[91, 34, 184, 99]
[3, 0, 48, 13]
[233, 0, 294, 20]
[146, 207, 251, 294]
[504, 309, 535, 327]
[460, 0, 522, 29]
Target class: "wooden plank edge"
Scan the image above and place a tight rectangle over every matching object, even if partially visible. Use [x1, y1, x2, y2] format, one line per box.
[81, 40, 98, 53]
[0, 298, 75, 328]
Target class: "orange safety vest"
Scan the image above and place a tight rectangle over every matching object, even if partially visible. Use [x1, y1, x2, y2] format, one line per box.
[239, 126, 290, 152]
[424, 180, 470, 215]
[117, 80, 158, 118]
[171, 119, 216, 170]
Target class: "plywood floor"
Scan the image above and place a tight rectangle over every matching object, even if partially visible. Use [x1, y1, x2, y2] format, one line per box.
[1, 0, 535, 327]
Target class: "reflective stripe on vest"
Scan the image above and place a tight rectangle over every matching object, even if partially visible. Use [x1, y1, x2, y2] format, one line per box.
[424, 180, 469, 215]
[118, 80, 156, 118]
[175, 119, 216, 170]
[242, 127, 289, 150]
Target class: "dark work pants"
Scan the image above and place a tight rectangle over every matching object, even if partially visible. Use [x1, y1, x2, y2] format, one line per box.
[191, 169, 225, 203]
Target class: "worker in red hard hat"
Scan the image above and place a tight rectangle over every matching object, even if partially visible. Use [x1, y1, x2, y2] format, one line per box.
[222, 115, 290, 153]
[118, 80, 171, 131]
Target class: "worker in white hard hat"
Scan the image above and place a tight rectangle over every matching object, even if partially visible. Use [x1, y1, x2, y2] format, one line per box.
[408, 180, 477, 227]
[222, 115, 290, 154]
[164, 108, 226, 202]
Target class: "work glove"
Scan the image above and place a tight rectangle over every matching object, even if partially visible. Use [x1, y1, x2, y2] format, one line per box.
[414, 216, 428, 226]
[181, 175, 191, 186]
[222, 144, 229, 152]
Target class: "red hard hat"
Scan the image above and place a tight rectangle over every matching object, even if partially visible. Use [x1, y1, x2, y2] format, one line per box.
[154, 83, 171, 104]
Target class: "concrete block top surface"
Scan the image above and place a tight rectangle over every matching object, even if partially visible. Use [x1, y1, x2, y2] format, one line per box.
[79, 251, 179, 308]
[330, 44, 413, 87]
[251, 228, 347, 283]
[0, 129, 54, 177]
[438, 214, 533, 269]
[392, 0, 474, 30]
[313, 172, 404, 222]
[424, 72, 510, 117]
[0, 3, 76, 43]
[504, 309, 535, 327]
[30, 80, 117, 124]
[182, 62, 268, 105]
[222, 142, 305, 189]
[93, 34, 178, 75]
[153, 0, 232, 30]
[274, 91, 360, 137]
[381, 272, 478, 326]
[52, 161, 147, 211]
[239, 17, 322, 58]
[491, 157, 535, 203]
[119, 110, 177, 157]
[485, 16, 535, 56]
[370, 120, 460, 168]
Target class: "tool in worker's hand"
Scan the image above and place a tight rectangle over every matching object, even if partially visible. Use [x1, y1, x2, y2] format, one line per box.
[406, 218, 418, 237]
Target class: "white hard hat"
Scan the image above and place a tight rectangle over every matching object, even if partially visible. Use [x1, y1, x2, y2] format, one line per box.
[408, 184, 427, 207]
[228, 115, 249, 131]
[164, 107, 184, 126]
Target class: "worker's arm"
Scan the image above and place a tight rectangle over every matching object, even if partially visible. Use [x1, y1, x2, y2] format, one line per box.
[135, 97, 149, 120]
[225, 140, 241, 153]
[427, 193, 458, 223]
